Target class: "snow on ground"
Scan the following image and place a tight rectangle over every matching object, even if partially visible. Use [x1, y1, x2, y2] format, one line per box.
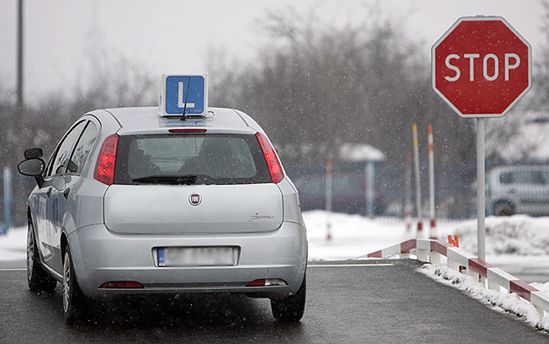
[305, 212, 549, 261]
[305, 211, 412, 260]
[420, 264, 549, 332]
[305, 210, 461, 261]
[0, 227, 26, 261]
[453, 215, 549, 256]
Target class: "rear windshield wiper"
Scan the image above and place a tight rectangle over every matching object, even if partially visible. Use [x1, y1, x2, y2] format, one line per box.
[131, 175, 202, 185]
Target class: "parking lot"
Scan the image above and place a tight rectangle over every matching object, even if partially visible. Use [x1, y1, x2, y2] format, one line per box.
[0, 260, 547, 344]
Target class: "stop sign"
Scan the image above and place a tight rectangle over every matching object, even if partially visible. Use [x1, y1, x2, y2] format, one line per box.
[432, 17, 531, 117]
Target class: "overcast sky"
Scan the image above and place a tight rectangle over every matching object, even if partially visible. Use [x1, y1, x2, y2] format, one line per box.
[0, 0, 546, 99]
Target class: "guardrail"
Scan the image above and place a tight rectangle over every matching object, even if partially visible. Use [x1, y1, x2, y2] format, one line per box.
[367, 239, 549, 317]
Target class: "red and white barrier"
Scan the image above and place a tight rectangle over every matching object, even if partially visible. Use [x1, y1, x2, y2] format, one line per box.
[367, 239, 549, 317]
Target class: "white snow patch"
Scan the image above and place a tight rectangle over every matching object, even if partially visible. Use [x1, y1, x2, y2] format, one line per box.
[339, 143, 385, 162]
[453, 215, 549, 256]
[304, 210, 471, 261]
[420, 264, 549, 332]
[0, 227, 27, 261]
[304, 211, 415, 260]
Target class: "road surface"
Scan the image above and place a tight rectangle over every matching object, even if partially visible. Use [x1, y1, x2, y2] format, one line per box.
[0, 260, 547, 344]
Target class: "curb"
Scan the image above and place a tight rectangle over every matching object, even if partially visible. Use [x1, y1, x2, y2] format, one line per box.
[367, 239, 549, 316]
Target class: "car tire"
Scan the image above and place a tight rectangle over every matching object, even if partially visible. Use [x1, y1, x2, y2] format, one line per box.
[271, 276, 306, 322]
[27, 222, 57, 293]
[62, 245, 87, 325]
[494, 201, 514, 216]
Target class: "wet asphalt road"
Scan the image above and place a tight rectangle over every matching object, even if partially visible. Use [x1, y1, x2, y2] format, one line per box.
[0, 260, 547, 344]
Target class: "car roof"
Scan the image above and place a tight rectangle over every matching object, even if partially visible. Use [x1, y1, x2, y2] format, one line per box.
[491, 165, 549, 172]
[102, 106, 257, 135]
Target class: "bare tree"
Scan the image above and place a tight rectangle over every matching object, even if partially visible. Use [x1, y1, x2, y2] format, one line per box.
[0, 53, 157, 225]
[208, 6, 478, 216]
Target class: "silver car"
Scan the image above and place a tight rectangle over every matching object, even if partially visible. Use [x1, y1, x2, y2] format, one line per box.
[487, 165, 549, 216]
[18, 107, 307, 324]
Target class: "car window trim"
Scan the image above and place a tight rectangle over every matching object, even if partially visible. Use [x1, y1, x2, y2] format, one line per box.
[65, 121, 99, 177]
[46, 120, 88, 178]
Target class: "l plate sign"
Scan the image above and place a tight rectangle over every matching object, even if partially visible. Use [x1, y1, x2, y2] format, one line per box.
[160, 74, 208, 116]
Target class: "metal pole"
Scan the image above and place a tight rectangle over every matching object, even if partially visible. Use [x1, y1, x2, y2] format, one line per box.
[366, 161, 375, 218]
[404, 153, 413, 232]
[325, 159, 333, 241]
[412, 123, 423, 237]
[12, 0, 24, 229]
[16, 0, 24, 111]
[477, 118, 486, 261]
[428, 124, 437, 239]
[3, 168, 12, 235]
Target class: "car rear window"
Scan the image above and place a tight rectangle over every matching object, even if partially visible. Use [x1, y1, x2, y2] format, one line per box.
[115, 134, 271, 185]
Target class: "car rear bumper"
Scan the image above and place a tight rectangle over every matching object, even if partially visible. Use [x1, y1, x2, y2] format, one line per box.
[67, 222, 307, 299]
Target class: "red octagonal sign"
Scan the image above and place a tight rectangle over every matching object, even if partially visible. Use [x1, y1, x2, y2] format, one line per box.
[433, 17, 531, 117]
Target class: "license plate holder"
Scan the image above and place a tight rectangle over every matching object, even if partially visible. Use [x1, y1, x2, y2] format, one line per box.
[157, 246, 239, 267]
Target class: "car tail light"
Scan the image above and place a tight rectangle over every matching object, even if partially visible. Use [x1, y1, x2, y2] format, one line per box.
[94, 134, 119, 185]
[256, 132, 284, 184]
[246, 279, 266, 287]
[246, 278, 287, 287]
[99, 281, 144, 289]
[168, 128, 207, 134]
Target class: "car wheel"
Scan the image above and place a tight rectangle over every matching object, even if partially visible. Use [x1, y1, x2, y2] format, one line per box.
[494, 201, 514, 216]
[27, 222, 57, 293]
[271, 276, 306, 322]
[62, 245, 87, 325]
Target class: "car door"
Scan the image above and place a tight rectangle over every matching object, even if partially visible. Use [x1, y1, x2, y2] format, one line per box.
[32, 155, 56, 266]
[42, 120, 88, 273]
[510, 170, 544, 214]
[50, 120, 99, 273]
[539, 169, 549, 215]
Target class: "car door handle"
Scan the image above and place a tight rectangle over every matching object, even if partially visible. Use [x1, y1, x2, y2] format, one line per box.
[63, 188, 71, 199]
[46, 187, 53, 198]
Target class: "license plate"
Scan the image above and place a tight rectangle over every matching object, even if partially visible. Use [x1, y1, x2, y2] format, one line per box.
[157, 247, 239, 267]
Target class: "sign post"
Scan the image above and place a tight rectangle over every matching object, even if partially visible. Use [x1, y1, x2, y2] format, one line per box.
[432, 16, 531, 261]
[476, 119, 486, 259]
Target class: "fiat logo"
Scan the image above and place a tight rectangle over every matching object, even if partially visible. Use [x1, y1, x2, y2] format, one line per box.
[189, 194, 201, 206]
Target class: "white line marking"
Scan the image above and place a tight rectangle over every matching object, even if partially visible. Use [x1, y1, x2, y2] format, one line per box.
[0, 268, 25, 271]
[308, 263, 394, 268]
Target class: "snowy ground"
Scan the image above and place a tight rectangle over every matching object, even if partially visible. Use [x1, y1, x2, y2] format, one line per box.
[0, 227, 26, 261]
[306, 210, 457, 260]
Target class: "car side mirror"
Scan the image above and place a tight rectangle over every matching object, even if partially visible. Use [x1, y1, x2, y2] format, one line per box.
[24, 148, 43, 159]
[67, 160, 78, 173]
[18, 158, 45, 188]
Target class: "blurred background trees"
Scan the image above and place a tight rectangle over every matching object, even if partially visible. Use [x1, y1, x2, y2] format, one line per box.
[2, 4, 549, 224]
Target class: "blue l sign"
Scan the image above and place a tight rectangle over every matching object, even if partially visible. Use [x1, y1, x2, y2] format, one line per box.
[160, 74, 208, 116]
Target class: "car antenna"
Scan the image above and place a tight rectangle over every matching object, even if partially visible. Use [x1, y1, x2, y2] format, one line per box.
[180, 77, 191, 122]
